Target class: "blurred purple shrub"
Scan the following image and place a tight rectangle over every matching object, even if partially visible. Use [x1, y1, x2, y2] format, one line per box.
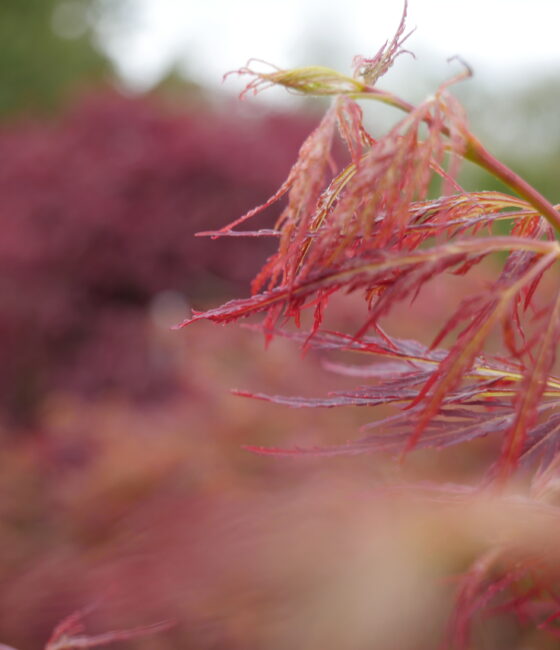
[0, 92, 314, 425]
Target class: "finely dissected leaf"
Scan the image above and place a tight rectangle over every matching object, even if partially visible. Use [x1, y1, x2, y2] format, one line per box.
[184, 243, 560, 467]
[188, 2, 560, 489]
[404, 251, 559, 455]
[294, 90, 468, 280]
[335, 95, 376, 165]
[446, 547, 560, 649]
[233, 388, 382, 408]
[198, 192, 538, 243]
[498, 212, 556, 358]
[361, 406, 515, 452]
[520, 413, 560, 472]
[240, 393, 509, 458]
[208, 62, 474, 294]
[240, 375, 560, 462]
[204, 103, 337, 251]
[498, 292, 560, 477]
[405, 192, 534, 241]
[183, 9, 560, 649]
[447, 551, 524, 650]
[232, 323, 560, 459]
[180, 238, 558, 331]
[230, 2, 412, 98]
[251, 326, 448, 364]
[322, 358, 431, 379]
[352, 0, 413, 86]
[227, 60, 367, 98]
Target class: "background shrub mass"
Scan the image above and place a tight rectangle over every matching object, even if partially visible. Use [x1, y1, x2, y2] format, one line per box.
[0, 93, 313, 425]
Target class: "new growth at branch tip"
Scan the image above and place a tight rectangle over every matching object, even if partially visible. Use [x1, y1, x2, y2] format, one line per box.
[182, 0, 560, 482]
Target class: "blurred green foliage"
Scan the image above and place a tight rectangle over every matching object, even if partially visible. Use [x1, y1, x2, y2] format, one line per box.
[0, 0, 113, 116]
[459, 77, 560, 205]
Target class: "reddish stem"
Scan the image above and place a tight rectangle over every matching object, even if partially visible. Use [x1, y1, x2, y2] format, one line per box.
[357, 88, 560, 235]
[464, 134, 560, 234]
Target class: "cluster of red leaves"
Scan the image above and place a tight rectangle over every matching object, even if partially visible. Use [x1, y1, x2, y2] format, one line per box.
[184, 6, 560, 474]
[182, 3, 560, 646]
[447, 548, 560, 648]
[184, 73, 560, 480]
[0, 91, 313, 426]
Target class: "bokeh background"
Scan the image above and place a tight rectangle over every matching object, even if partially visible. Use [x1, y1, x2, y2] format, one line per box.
[1, 1, 560, 648]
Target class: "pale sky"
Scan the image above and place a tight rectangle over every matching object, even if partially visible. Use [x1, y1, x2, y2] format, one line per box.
[98, 0, 560, 99]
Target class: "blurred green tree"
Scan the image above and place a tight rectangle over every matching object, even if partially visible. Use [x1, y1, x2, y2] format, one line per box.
[0, 0, 113, 116]
[459, 77, 560, 204]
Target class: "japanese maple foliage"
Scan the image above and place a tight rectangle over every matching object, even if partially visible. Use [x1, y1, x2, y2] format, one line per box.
[182, 2, 560, 646]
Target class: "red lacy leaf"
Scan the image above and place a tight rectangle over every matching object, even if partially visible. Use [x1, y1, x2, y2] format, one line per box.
[498, 292, 560, 477]
[352, 1, 414, 86]
[180, 238, 556, 332]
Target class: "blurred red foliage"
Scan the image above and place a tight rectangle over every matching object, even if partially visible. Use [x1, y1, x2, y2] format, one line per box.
[0, 92, 315, 425]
